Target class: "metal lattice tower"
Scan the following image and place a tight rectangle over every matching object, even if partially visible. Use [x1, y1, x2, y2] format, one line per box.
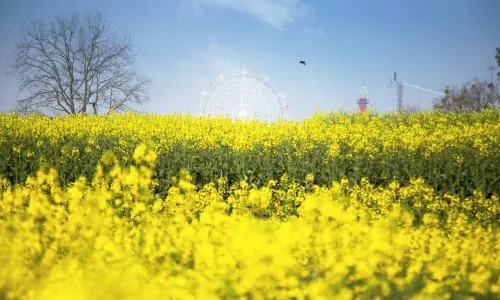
[397, 81, 404, 111]
[391, 72, 404, 111]
[369, 72, 446, 112]
[356, 83, 370, 114]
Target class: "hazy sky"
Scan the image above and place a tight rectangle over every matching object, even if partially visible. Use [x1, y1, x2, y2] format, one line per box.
[1, 0, 499, 119]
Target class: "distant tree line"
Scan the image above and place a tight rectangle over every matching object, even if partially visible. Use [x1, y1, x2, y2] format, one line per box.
[432, 46, 500, 113]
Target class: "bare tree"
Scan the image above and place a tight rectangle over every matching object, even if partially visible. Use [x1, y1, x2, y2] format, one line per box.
[433, 77, 499, 113]
[400, 103, 421, 115]
[8, 11, 151, 115]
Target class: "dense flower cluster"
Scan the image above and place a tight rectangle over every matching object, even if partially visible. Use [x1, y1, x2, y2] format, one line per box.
[0, 141, 499, 299]
[1, 109, 499, 197]
[0, 109, 499, 298]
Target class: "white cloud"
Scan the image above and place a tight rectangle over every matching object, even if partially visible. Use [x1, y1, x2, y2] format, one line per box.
[180, 0, 311, 28]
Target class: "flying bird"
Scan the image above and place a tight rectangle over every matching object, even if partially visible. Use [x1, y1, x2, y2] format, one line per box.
[299, 61, 306, 65]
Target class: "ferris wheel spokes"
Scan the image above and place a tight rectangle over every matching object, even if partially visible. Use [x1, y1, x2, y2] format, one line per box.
[199, 68, 288, 122]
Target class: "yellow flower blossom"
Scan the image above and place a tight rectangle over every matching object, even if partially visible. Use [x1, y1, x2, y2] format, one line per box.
[0, 110, 498, 299]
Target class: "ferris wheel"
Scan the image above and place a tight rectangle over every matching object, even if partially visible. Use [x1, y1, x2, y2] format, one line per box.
[198, 68, 289, 122]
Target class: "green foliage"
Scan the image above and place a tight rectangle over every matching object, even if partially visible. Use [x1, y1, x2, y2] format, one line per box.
[0, 109, 499, 200]
[496, 46, 500, 80]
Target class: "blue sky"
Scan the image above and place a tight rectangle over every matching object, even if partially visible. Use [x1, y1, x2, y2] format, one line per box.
[1, 0, 499, 119]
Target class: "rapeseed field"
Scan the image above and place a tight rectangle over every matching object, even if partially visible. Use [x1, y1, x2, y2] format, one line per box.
[0, 109, 499, 299]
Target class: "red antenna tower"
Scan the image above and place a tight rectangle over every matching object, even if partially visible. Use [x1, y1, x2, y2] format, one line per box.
[356, 82, 370, 114]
